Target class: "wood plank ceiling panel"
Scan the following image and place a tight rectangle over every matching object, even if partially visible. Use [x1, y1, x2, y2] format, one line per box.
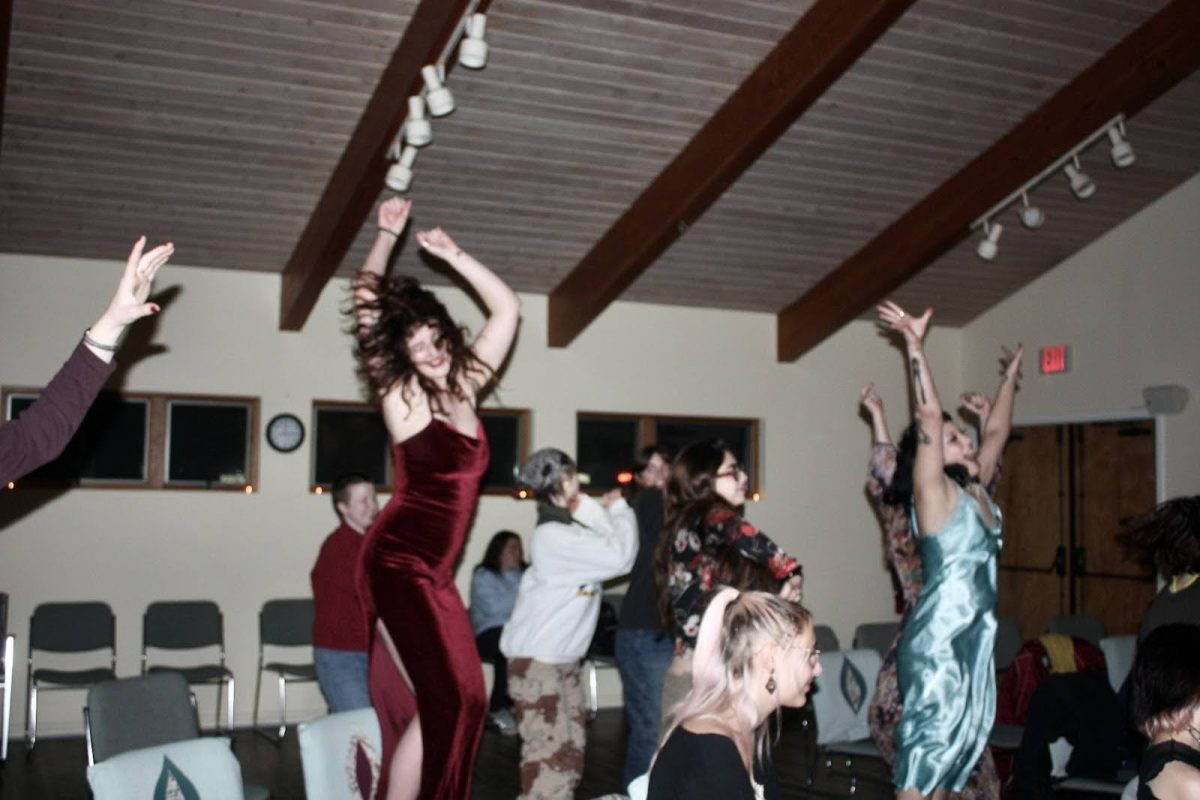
[0, 0, 419, 265]
[625, 0, 1179, 319]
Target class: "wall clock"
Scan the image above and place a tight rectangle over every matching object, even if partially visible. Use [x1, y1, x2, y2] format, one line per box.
[266, 413, 305, 453]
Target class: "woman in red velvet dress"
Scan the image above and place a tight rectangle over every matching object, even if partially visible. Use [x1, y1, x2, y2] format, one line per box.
[352, 197, 521, 800]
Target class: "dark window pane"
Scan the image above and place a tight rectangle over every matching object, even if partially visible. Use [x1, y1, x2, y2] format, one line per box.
[8, 393, 147, 483]
[313, 407, 390, 487]
[481, 412, 522, 489]
[654, 419, 756, 487]
[167, 402, 250, 485]
[577, 417, 639, 491]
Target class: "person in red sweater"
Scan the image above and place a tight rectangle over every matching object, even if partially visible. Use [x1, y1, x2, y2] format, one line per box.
[311, 473, 379, 712]
[0, 237, 172, 484]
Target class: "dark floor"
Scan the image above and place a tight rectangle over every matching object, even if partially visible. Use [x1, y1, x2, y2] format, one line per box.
[0, 711, 1120, 799]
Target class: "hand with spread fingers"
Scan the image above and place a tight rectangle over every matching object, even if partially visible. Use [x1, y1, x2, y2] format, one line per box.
[876, 300, 932, 346]
[86, 236, 174, 357]
[999, 344, 1025, 383]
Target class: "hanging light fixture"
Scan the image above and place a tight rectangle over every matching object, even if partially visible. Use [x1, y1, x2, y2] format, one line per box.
[976, 221, 1002, 261]
[1018, 192, 1045, 229]
[458, 14, 488, 69]
[1064, 156, 1095, 200]
[1107, 122, 1135, 168]
[405, 96, 433, 147]
[385, 145, 419, 193]
[421, 65, 455, 117]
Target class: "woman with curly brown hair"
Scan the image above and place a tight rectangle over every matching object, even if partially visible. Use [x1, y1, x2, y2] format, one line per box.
[1118, 496, 1200, 642]
[352, 196, 520, 800]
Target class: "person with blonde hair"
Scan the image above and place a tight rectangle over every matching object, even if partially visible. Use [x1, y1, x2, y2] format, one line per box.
[648, 588, 822, 799]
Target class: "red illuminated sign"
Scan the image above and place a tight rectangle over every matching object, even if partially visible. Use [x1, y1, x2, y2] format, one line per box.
[1040, 345, 1071, 374]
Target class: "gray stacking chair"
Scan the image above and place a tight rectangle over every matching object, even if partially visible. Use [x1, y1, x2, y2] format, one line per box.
[1048, 613, 1105, 646]
[26, 601, 117, 750]
[253, 598, 317, 738]
[85, 673, 269, 800]
[813, 624, 840, 654]
[142, 600, 236, 731]
[851, 620, 899, 658]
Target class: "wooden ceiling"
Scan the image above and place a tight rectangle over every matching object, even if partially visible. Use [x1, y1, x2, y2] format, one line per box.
[2, 0, 1198, 357]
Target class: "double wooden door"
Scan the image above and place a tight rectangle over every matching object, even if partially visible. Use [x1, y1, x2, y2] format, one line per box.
[994, 419, 1158, 641]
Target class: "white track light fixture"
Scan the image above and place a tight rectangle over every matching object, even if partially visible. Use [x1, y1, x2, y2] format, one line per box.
[1018, 192, 1045, 229]
[1064, 156, 1095, 200]
[458, 14, 488, 69]
[1107, 122, 1135, 168]
[385, 145, 419, 193]
[421, 65, 455, 117]
[976, 221, 1002, 261]
[405, 96, 433, 147]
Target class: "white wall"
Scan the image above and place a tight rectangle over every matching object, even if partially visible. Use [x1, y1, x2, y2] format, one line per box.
[0, 251, 950, 735]
[961, 171, 1200, 498]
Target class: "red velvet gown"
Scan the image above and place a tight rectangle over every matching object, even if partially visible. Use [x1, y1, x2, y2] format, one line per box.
[358, 418, 489, 798]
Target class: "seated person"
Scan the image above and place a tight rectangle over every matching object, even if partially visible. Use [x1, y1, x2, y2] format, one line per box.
[1130, 623, 1200, 800]
[649, 587, 821, 799]
[469, 530, 526, 734]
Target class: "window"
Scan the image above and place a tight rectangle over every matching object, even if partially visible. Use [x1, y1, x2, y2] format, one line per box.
[166, 400, 255, 487]
[1, 388, 259, 490]
[577, 412, 760, 492]
[311, 402, 530, 494]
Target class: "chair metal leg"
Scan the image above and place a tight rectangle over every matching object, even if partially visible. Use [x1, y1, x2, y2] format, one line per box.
[1, 634, 13, 760]
[25, 678, 37, 752]
[277, 675, 287, 738]
[584, 660, 599, 722]
[225, 677, 236, 733]
[251, 662, 263, 730]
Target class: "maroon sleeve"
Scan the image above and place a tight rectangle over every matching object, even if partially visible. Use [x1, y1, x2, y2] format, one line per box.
[0, 342, 115, 484]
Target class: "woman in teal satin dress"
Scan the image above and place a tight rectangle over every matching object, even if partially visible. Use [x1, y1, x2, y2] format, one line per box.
[876, 300, 1023, 800]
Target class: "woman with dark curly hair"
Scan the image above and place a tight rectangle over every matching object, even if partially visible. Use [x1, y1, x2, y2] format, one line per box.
[1117, 496, 1200, 642]
[1129, 623, 1200, 799]
[352, 196, 520, 800]
[654, 439, 803, 734]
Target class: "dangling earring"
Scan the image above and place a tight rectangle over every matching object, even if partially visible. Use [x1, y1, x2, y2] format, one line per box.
[765, 667, 777, 695]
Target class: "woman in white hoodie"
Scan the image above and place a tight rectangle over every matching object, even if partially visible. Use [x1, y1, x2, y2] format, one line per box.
[501, 447, 638, 799]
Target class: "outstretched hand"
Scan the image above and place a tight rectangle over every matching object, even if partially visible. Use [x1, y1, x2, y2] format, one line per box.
[876, 300, 932, 346]
[860, 383, 885, 418]
[378, 196, 412, 236]
[960, 392, 991, 423]
[1000, 344, 1025, 382]
[99, 237, 172, 328]
[415, 227, 462, 262]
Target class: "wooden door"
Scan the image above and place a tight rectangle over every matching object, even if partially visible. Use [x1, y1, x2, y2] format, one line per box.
[995, 419, 1157, 641]
[995, 425, 1067, 641]
[1072, 421, 1158, 635]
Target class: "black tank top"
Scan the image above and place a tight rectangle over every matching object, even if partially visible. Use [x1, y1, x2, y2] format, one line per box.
[1138, 740, 1200, 799]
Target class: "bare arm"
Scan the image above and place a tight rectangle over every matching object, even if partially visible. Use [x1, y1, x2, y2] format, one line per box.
[963, 344, 1024, 488]
[860, 382, 892, 445]
[354, 198, 413, 331]
[877, 300, 956, 532]
[416, 227, 521, 375]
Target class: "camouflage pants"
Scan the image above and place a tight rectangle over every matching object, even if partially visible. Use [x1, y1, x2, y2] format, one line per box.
[508, 658, 586, 799]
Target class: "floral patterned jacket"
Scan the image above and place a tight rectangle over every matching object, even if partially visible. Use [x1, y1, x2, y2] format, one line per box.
[666, 505, 802, 656]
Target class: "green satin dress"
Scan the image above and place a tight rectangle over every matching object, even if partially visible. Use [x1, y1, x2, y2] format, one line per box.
[894, 486, 1002, 794]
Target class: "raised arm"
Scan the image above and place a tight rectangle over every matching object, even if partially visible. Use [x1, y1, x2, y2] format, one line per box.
[877, 300, 956, 532]
[860, 383, 892, 445]
[975, 344, 1023, 488]
[415, 227, 521, 374]
[354, 198, 413, 331]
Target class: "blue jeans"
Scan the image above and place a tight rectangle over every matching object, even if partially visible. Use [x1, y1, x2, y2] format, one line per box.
[615, 628, 674, 787]
[313, 647, 371, 713]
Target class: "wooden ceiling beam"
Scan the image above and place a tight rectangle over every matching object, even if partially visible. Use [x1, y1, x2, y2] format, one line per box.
[776, 0, 1200, 361]
[279, 0, 486, 331]
[545, 0, 915, 348]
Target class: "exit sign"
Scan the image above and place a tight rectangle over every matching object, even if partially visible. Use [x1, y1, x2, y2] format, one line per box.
[1040, 345, 1071, 374]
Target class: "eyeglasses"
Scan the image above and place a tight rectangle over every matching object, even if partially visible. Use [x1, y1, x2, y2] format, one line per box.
[715, 463, 744, 479]
[796, 647, 821, 668]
